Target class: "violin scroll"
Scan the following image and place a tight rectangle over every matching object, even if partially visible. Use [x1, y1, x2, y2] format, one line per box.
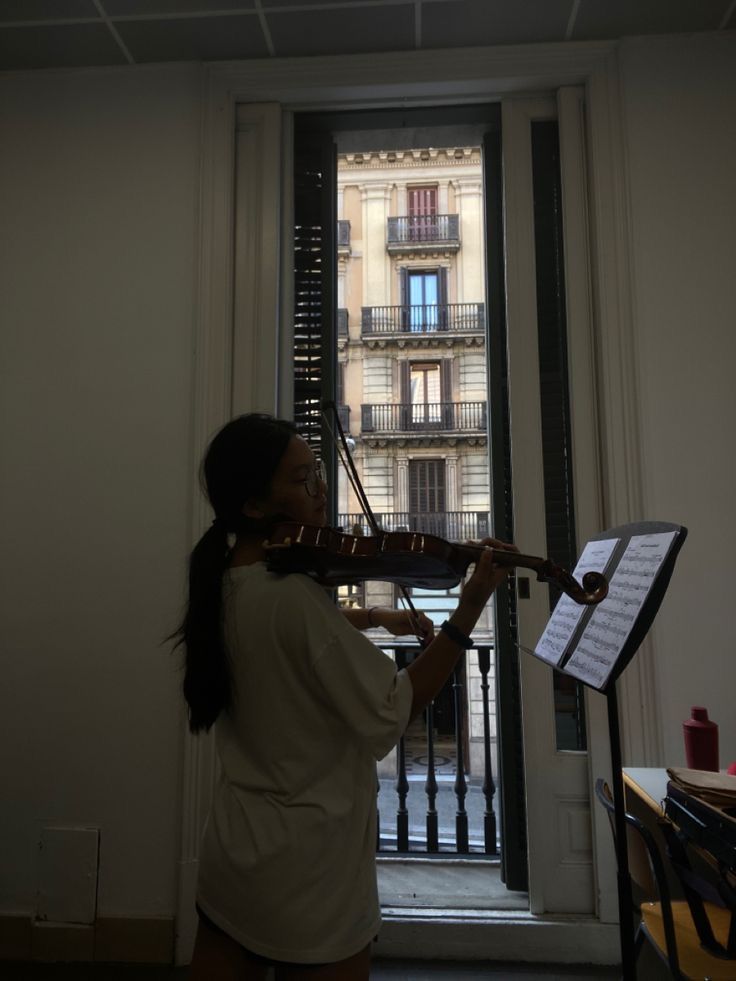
[490, 551, 608, 605]
[540, 562, 608, 606]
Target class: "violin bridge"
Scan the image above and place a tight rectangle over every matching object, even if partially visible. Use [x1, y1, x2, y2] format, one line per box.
[265, 539, 291, 549]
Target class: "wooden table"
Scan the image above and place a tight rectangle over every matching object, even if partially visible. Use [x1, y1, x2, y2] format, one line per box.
[622, 767, 668, 816]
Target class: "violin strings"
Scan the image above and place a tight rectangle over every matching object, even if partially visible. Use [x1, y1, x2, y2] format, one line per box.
[321, 402, 424, 643]
[322, 404, 381, 535]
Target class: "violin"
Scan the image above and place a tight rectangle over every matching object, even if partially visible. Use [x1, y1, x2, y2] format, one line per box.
[265, 522, 609, 606]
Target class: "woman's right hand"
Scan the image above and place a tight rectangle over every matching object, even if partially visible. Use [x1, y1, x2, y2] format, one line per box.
[459, 537, 517, 612]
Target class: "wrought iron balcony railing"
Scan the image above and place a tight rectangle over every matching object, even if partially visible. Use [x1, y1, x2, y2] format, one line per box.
[387, 214, 460, 249]
[377, 644, 497, 855]
[361, 302, 485, 335]
[361, 401, 487, 434]
[337, 308, 349, 336]
[338, 511, 490, 541]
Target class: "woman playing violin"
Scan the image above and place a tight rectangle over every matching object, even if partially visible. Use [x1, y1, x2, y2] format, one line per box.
[174, 413, 514, 981]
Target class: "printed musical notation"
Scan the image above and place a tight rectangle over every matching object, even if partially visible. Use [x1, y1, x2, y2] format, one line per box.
[564, 531, 678, 689]
[534, 538, 619, 667]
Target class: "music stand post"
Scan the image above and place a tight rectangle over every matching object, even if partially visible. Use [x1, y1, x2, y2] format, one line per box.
[528, 521, 688, 981]
[606, 684, 637, 979]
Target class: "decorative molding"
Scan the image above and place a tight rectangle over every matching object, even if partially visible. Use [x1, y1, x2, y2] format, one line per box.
[232, 103, 283, 416]
[363, 436, 487, 450]
[584, 52, 660, 767]
[205, 41, 617, 108]
[340, 149, 481, 172]
[556, 83, 617, 925]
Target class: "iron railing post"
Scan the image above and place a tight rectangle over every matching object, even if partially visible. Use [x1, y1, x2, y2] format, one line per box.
[453, 667, 469, 853]
[424, 701, 439, 852]
[478, 646, 497, 855]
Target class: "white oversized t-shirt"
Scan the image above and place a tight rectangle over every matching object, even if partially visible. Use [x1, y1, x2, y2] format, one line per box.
[196, 563, 413, 964]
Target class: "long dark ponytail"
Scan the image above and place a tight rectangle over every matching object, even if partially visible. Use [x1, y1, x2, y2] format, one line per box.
[172, 413, 297, 733]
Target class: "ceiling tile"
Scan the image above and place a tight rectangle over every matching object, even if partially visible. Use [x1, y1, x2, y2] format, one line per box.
[266, 4, 415, 57]
[0, 22, 126, 69]
[0, 0, 98, 22]
[260, 0, 395, 6]
[422, 0, 571, 49]
[102, 0, 255, 15]
[116, 13, 269, 62]
[572, 0, 727, 40]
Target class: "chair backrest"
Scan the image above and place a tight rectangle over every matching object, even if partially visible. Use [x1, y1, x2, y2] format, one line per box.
[594, 778, 682, 975]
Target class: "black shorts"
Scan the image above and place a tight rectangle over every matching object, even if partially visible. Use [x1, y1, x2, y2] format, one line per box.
[196, 904, 275, 966]
[195, 904, 377, 966]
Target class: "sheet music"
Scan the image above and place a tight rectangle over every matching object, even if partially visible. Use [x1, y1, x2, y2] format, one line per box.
[533, 538, 619, 666]
[565, 531, 678, 688]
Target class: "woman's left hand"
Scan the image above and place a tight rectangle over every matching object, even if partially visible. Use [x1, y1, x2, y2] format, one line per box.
[375, 608, 435, 644]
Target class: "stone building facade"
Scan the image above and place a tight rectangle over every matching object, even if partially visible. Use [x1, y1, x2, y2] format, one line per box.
[335, 147, 496, 776]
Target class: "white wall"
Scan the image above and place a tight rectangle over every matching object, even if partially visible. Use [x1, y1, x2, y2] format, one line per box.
[0, 64, 203, 917]
[617, 32, 736, 766]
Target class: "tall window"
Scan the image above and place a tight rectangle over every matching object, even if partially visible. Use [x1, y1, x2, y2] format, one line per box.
[408, 269, 438, 330]
[409, 458, 446, 515]
[410, 362, 441, 426]
[407, 185, 438, 242]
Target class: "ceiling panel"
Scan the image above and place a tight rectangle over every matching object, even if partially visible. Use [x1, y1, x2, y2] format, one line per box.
[0, 0, 733, 71]
[0, 22, 126, 70]
[572, 0, 728, 40]
[260, 0, 396, 6]
[116, 13, 269, 61]
[0, 0, 98, 21]
[266, 4, 415, 58]
[422, 0, 571, 49]
[102, 0, 256, 14]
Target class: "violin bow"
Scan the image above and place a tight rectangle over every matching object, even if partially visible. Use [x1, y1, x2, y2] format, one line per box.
[321, 400, 429, 646]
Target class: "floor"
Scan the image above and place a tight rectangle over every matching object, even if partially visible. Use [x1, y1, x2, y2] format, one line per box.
[1, 962, 621, 980]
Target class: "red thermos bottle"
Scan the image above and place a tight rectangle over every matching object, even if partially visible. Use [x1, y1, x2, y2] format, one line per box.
[683, 706, 719, 771]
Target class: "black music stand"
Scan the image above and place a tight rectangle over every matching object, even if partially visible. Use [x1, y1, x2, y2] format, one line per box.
[529, 521, 688, 980]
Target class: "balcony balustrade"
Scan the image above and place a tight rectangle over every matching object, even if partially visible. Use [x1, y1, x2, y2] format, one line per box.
[361, 302, 485, 335]
[376, 644, 497, 855]
[338, 511, 490, 540]
[387, 214, 460, 251]
[361, 400, 486, 434]
[337, 307, 349, 337]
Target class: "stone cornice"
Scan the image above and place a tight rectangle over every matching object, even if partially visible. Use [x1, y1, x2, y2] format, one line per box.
[362, 435, 488, 449]
[362, 335, 486, 351]
[339, 147, 482, 173]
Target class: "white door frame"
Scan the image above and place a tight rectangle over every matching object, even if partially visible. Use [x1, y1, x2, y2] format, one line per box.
[176, 41, 649, 963]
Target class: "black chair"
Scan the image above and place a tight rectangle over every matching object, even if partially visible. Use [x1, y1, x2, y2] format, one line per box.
[595, 778, 735, 979]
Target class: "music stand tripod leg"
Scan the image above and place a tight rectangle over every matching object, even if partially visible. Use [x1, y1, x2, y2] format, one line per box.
[607, 684, 637, 980]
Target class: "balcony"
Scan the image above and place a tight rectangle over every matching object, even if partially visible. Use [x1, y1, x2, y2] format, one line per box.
[361, 401, 487, 435]
[361, 302, 485, 337]
[337, 307, 349, 337]
[338, 511, 490, 540]
[387, 214, 460, 254]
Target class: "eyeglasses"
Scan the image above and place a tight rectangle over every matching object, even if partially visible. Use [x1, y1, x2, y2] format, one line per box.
[303, 460, 327, 497]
